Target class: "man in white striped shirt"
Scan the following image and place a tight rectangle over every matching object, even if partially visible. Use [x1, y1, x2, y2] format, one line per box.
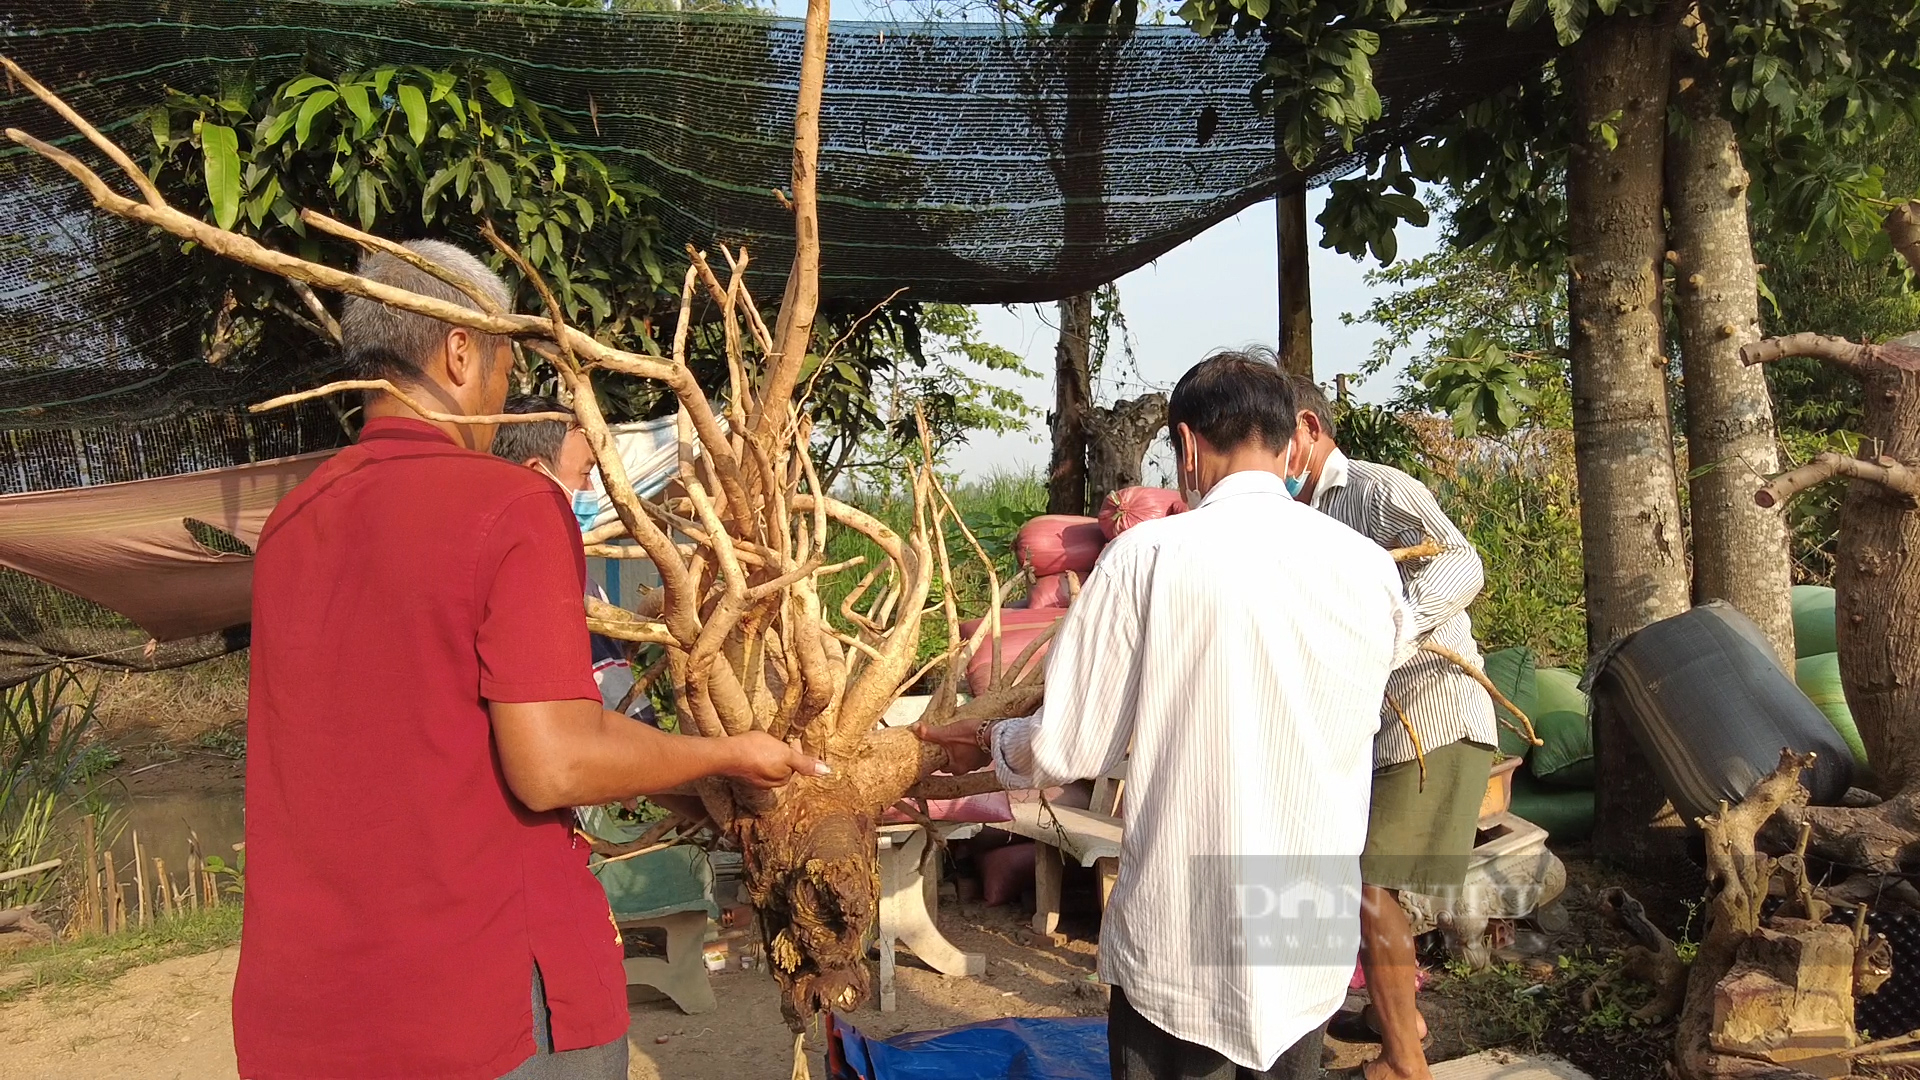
[1284, 375, 1498, 1080]
[921, 350, 1414, 1079]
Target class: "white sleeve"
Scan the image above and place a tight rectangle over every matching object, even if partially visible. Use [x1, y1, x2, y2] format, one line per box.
[989, 545, 1146, 791]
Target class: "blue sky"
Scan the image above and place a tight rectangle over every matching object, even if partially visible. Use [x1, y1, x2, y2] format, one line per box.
[764, 0, 1445, 478]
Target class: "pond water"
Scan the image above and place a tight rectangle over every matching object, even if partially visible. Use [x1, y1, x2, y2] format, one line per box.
[73, 790, 247, 894]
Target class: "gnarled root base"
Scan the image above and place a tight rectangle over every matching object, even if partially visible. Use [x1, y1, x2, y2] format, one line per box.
[1676, 751, 1880, 1080]
[734, 727, 952, 1027]
[739, 788, 880, 1026]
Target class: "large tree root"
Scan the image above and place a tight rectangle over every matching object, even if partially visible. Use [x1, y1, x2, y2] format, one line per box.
[740, 796, 880, 1023]
[1767, 786, 1920, 879]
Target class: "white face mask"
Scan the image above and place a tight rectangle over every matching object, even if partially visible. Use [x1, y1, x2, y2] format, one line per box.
[1176, 436, 1199, 506]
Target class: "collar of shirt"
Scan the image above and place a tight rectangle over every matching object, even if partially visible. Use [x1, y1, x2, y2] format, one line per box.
[359, 415, 457, 446]
[1196, 468, 1292, 508]
[1309, 446, 1352, 511]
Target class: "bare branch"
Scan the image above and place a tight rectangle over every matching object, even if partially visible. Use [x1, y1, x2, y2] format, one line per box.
[288, 281, 342, 344]
[1756, 452, 1920, 509]
[586, 597, 676, 645]
[0, 56, 164, 206]
[250, 380, 572, 425]
[306, 210, 502, 315]
[1740, 332, 1920, 376]
[755, 0, 830, 436]
[1389, 538, 1442, 562]
[1419, 640, 1540, 747]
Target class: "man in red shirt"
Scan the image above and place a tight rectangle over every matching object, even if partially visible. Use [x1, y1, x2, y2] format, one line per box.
[235, 240, 821, 1080]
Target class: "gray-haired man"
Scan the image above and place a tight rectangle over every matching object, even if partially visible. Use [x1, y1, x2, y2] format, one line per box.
[235, 240, 822, 1080]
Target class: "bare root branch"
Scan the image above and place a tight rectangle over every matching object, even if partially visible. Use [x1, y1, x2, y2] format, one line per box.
[0, 56, 164, 206]
[1389, 538, 1442, 562]
[1419, 641, 1541, 746]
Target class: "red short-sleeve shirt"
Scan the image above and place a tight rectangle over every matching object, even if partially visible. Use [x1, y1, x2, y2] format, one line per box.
[233, 417, 626, 1080]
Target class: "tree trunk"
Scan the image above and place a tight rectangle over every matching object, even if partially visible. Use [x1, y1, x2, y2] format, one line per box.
[1742, 228, 1920, 793]
[1085, 391, 1168, 509]
[1277, 188, 1312, 377]
[1048, 291, 1095, 515]
[1666, 25, 1795, 669]
[1568, 6, 1693, 867]
[1840, 331, 1920, 791]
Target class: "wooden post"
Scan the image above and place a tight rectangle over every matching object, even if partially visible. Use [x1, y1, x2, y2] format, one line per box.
[82, 814, 101, 935]
[101, 848, 119, 935]
[131, 830, 150, 928]
[187, 831, 203, 911]
[154, 858, 171, 918]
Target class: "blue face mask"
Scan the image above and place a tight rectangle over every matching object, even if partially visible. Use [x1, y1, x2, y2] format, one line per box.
[539, 463, 601, 534]
[569, 487, 600, 534]
[1283, 443, 1313, 500]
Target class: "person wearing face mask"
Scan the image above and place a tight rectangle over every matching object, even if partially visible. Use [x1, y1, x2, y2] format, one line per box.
[493, 395, 655, 724]
[920, 347, 1414, 1080]
[1282, 373, 1498, 1080]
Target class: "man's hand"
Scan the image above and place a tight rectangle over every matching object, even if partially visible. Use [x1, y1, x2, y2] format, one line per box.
[723, 731, 830, 789]
[915, 720, 990, 775]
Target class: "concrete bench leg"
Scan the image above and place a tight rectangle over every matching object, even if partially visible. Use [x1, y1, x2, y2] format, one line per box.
[1095, 856, 1118, 912]
[620, 909, 715, 1015]
[878, 826, 984, 1012]
[1032, 843, 1063, 936]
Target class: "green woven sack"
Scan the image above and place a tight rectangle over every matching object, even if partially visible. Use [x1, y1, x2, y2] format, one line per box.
[1509, 770, 1595, 841]
[1534, 666, 1587, 716]
[1527, 668, 1592, 788]
[1795, 651, 1868, 768]
[1792, 585, 1838, 659]
[1482, 647, 1539, 759]
[1529, 709, 1594, 788]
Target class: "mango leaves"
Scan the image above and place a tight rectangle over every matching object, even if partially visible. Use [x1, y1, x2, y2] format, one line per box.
[145, 62, 668, 353]
[1422, 330, 1540, 438]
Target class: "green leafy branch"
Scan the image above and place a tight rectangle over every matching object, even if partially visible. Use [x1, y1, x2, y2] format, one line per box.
[144, 61, 668, 359]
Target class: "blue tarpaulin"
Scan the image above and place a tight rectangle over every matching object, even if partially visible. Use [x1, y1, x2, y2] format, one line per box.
[830, 1016, 1109, 1080]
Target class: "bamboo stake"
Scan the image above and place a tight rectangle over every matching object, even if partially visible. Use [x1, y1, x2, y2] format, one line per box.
[83, 815, 101, 935]
[101, 849, 119, 934]
[187, 832, 203, 911]
[131, 830, 150, 927]
[154, 858, 172, 918]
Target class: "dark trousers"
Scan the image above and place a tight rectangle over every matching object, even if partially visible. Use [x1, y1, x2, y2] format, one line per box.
[1108, 986, 1324, 1080]
[498, 963, 629, 1080]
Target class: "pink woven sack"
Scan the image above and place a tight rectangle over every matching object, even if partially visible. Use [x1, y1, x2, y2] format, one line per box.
[1098, 487, 1187, 540]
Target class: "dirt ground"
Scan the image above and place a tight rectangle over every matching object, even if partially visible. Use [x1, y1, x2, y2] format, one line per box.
[2, 821, 1711, 1080]
[0, 901, 1116, 1080]
[36, 665, 1703, 1080]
